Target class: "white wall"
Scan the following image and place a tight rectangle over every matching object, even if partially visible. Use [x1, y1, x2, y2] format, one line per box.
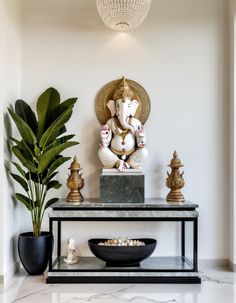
[9, 0, 228, 259]
[0, 0, 22, 281]
[233, 7, 236, 267]
[229, 0, 236, 268]
[0, 2, 4, 278]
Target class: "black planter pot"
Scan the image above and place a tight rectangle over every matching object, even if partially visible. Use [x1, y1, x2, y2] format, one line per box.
[18, 231, 51, 275]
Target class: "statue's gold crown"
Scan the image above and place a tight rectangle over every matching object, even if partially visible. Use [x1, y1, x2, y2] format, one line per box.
[113, 77, 134, 101]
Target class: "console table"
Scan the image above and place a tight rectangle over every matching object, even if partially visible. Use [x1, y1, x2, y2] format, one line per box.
[46, 198, 201, 284]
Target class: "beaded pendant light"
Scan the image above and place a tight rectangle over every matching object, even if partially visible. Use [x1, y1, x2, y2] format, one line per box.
[96, 0, 152, 31]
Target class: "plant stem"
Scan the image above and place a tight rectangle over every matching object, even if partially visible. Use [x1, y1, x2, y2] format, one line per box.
[34, 179, 40, 236]
[27, 173, 37, 236]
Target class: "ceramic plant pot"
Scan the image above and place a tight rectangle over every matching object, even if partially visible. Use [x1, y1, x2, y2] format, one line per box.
[18, 232, 51, 275]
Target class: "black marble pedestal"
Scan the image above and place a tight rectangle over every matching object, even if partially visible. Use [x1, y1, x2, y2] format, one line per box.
[100, 171, 144, 203]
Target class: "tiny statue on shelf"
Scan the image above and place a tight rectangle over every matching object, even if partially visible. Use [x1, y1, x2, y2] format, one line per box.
[64, 238, 79, 265]
[166, 151, 185, 202]
[98, 77, 148, 172]
[66, 156, 84, 203]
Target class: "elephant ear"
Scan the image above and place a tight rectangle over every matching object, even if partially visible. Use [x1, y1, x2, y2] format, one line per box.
[130, 100, 139, 117]
[107, 100, 116, 117]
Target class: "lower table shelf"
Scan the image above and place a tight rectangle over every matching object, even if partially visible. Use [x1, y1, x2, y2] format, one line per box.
[48, 199, 200, 284]
[46, 256, 201, 284]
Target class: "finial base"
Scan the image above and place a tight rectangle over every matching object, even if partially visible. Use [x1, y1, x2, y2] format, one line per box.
[67, 191, 84, 203]
[167, 190, 185, 203]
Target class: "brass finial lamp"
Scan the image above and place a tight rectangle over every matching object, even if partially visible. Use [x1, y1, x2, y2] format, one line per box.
[166, 151, 185, 202]
[66, 156, 84, 203]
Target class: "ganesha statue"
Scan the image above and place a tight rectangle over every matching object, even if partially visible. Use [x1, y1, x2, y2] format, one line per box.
[98, 77, 148, 172]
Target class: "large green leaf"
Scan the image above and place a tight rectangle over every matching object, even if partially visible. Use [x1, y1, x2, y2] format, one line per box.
[47, 156, 71, 176]
[51, 98, 78, 122]
[15, 193, 33, 210]
[43, 171, 58, 185]
[10, 137, 35, 161]
[44, 98, 77, 130]
[39, 108, 73, 149]
[8, 108, 37, 145]
[11, 161, 26, 178]
[36, 87, 60, 139]
[55, 97, 77, 114]
[15, 99, 38, 135]
[10, 173, 29, 192]
[44, 135, 75, 153]
[25, 172, 40, 183]
[10, 137, 28, 156]
[12, 146, 36, 172]
[58, 125, 67, 136]
[34, 145, 41, 159]
[45, 198, 58, 209]
[38, 141, 78, 173]
[47, 180, 61, 190]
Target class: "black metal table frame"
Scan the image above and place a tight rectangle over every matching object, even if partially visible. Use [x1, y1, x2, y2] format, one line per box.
[47, 213, 199, 283]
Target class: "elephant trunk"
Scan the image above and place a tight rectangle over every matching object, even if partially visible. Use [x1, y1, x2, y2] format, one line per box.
[119, 104, 133, 132]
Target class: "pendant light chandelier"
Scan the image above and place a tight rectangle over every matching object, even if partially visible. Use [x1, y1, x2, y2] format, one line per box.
[96, 0, 152, 31]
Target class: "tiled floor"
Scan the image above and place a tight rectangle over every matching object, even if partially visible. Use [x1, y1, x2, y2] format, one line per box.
[0, 264, 235, 303]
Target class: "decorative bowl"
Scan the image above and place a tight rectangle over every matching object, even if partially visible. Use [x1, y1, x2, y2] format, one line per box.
[88, 238, 157, 267]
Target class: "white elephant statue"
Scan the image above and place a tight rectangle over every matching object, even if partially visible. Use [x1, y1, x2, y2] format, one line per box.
[98, 77, 148, 172]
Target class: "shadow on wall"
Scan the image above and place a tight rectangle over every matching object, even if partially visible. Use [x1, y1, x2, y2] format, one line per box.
[5, 0, 21, 27]
[151, 162, 165, 198]
[22, 0, 107, 33]
[22, 0, 216, 34]
[81, 119, 101, 198]
[4, 110, 22, 270]
[4, 112, 12, 159]
[10, 236, 18, 265]
[4, 112, 17, 207]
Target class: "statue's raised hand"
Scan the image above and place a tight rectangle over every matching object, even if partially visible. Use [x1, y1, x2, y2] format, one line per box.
[100, 124, 111, 148]
[136, 126, 146, 148]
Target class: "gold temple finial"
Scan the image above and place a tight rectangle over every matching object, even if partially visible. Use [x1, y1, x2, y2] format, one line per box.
[69, 156, 81, 171]
[66, 156, 84, 203]
[169, 150, 183, 168]
[166, 151, 185, 203]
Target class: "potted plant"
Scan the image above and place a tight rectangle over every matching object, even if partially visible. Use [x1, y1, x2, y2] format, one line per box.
[8, 87, 79, 275]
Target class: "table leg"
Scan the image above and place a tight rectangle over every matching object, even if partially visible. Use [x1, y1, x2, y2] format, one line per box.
[49, 218, 53, 271]
[193, 218, 198, 272]
[57, 220, 61, 258]
[181, 221, 185, 258]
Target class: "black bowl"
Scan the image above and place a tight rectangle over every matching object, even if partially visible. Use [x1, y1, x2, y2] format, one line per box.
[88, 238, 157, 267]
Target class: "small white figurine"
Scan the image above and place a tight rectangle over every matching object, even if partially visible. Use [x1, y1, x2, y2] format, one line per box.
[64, 238, 79, 264]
